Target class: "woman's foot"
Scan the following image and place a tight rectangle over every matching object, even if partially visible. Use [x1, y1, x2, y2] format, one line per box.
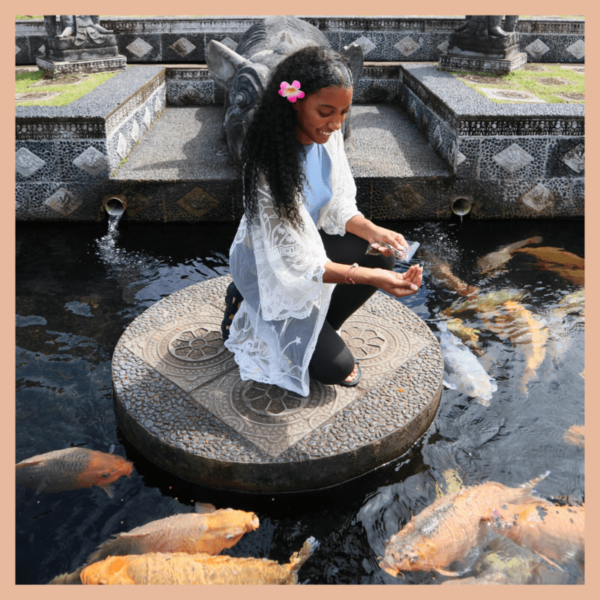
[340, 362, 362, 387]
[344, 363, 359, 383]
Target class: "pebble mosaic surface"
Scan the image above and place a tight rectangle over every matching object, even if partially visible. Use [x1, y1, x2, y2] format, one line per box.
[113, 276, 443, 486]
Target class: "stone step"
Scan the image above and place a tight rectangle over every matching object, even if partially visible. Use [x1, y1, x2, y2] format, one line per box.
[112, 104, 450, 182]
[109, 104, 453, 221]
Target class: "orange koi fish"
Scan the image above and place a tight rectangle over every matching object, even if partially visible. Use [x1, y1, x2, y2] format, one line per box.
[481, 301, 548, 392]
[489, 502, 584, 567]
[16, 447, 133, 497]
[446, 318, 482, 353]
[80, 538, 318, 585]
[513, 246, 584, 270]
[422, 252, 478, 296]
[477, 236, 543, 275]
[379, 474, 547, 578]
[50, 505, 260, 584]
[564, 425, 584, 449]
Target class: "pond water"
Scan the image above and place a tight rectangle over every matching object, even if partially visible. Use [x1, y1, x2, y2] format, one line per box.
[16, 218, 584, 585]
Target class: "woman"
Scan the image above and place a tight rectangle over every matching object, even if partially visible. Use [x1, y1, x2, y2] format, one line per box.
[223, 46, 422, 397]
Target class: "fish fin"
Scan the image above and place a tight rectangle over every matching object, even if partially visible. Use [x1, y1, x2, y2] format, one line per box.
[16, 459, 44, 468]
[101, 483, 114, 498]
[536, 552, 564, 571]
[438, 321, 448, 333]
[194, 502, 216, 514]
[434, 567, 461, 577]
[109, 444, 115, 454]
[521, 470, 551, 489]
[35, 478, 50, 495]
[48, 567, 84, 585]
[443, 378, 457, 390]
[289, 537, 319, 573]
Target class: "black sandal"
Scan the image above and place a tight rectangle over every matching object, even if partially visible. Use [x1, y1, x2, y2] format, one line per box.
[339, 363, 362, 387]
[221, 282, 244, 342]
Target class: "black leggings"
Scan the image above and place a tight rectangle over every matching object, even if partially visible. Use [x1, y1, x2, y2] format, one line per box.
[308, 231, 395, 385]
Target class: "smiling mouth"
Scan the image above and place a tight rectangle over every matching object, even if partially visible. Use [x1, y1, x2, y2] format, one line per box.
[318, 130, 333, 136]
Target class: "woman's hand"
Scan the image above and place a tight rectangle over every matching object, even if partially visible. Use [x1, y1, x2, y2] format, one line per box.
[370, 265, 423, 298]
[367, 225, 409, 257]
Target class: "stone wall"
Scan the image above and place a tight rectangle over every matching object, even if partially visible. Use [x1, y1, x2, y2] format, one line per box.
[16, 16, 584, 66]
[16, 67, 166, 220]
[398, 64, 584, 218]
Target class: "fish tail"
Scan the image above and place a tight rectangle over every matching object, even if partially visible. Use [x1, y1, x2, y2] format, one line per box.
[85, 535, 132, 566]
[48, 566, 84, 585]
[521, 470, 551, 489]
[288, 537, 319, 574]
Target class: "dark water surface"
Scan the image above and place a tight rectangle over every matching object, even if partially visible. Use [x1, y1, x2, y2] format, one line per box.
[16, 219, 584, 585]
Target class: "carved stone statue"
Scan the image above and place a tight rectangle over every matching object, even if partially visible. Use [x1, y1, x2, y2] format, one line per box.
[449, 16, 520, 57]
[38, 15, 126, 78]
[206, 16, 364, 165]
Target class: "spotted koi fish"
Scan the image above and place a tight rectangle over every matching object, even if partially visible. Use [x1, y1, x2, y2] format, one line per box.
[79, 538, 319, 585]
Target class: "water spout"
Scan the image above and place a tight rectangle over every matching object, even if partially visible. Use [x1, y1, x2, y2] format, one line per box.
[104, 197, 126, 216]
[451, 198, 471, 217]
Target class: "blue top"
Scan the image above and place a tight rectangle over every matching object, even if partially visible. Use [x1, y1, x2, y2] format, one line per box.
[300, 142, 333, 224]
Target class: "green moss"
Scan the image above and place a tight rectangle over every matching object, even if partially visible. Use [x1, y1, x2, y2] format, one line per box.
[16, 69, 119, 107]
[452, 64, 584, 104]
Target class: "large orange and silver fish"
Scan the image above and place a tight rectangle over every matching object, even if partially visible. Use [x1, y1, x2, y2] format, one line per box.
[49, 505, 260, 584]
[79, 538, 319, 585]
[379, 474, 548, 578]
[443, 289, 527, 318]
[563, 425, 584, 449]
[477, 236, 543, 275]
[16, 447, 133, 497]
[513, 246, 584, 270]
[480, 301, 548, 392]
[422, 251, 478, 297]
[489, 502, 584, 567]
[513, 247, 584, 286]
[446, 318, 482, 354]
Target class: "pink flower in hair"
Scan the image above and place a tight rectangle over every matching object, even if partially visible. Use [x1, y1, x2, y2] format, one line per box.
[278, 80, 305, 103]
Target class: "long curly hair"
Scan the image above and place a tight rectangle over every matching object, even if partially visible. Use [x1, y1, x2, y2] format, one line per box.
[241, 46, 353, 230]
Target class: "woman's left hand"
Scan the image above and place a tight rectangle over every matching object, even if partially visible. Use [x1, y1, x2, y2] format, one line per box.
[368, 226, 409, 256]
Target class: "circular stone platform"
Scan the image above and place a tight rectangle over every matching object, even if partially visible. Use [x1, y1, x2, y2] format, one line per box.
[113, 276, 444, 493]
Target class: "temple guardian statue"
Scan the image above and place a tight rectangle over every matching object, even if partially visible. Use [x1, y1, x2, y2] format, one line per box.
[439, 15, 526, 75]
[206, 16, 363, 165]
[37, 15, 126, 78]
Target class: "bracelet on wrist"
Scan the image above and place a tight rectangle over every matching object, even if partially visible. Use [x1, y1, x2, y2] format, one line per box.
[345, 262, 359, 284]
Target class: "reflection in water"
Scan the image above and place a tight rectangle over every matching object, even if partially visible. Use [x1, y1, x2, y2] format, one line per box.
[16, 220, 584, 584]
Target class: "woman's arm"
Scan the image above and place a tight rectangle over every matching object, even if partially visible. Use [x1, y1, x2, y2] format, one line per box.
[345, 214, 409, 256]
[323, 261, 423, 298]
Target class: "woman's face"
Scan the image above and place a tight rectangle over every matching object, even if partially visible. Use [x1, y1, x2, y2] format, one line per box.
[294, 85, 353, 145]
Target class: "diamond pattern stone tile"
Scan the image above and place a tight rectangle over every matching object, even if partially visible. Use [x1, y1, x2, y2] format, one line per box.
[525, 39, 550, 60]
[15, 148, 46, 178]
[220, 37, 238, 51]
[562, 143, 584, 173]
[353, 35, 376, 56]
[143, 107, 152, 130]
[493, 143, 535, 175]
[15, 45, 21, 55]
[520, 183, 557, 212]
[44, 187, 83, 216]
[437, 41, 449, 54]
[73, 146, 110, 176]
[566, 40, 585, 60]
[394, 37, 420, 56]
[117, 132, 128, 159]
[131, 119, 140, 143]
[126, 38, 153, 58]
[170, 37, 196, 57]
[177, 187, 219, 218]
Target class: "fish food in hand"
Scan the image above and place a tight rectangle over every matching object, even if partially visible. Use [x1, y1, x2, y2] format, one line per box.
[16, 447, 133, 496]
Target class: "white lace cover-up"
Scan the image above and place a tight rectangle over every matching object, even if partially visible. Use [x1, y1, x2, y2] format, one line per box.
[224, 129, 362, 396]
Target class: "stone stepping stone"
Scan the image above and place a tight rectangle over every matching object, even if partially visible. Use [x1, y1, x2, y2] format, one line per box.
[113, 276, 443, 493]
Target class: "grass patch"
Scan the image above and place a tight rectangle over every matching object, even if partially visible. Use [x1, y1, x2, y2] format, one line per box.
[451, 64, 584, 104]
[16, 69, 119, 107]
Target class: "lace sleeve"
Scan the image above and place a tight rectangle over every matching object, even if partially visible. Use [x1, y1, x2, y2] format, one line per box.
[318, 130, 363, 236]
[249, 173, 330, 322]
